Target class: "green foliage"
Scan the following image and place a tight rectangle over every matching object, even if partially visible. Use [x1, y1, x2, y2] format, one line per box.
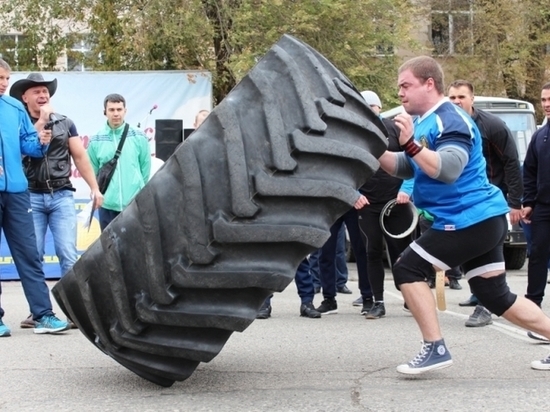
[230, 0, 419, 107]
[0, 0, 87, 69]
[0, 0, 420, 105]
[2, 0, 550, 114]
[439, 0, 550, 120]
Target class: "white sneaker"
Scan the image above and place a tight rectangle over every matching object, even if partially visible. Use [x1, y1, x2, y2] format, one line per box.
[531, 353, 550, 370]
[527, 331, 550, 343]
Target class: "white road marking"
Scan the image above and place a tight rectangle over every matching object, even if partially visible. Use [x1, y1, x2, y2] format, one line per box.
[385, 290, 540, 344]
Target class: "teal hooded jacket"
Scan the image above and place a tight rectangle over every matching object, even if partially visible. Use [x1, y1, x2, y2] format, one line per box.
[87, 122, 151, 212]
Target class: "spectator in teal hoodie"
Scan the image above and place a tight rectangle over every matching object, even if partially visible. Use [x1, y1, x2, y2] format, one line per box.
[87, 93, 151, 230]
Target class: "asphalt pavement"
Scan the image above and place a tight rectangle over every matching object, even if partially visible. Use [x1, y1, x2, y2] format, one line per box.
[1, 263, 549, 412]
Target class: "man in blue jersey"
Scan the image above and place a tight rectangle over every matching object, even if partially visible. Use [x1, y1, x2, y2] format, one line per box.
[378, 55, 550, 374]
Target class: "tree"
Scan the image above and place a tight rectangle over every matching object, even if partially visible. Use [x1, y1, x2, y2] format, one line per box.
[0, 0, 87, 69]
[436, 0, 550, 120]
[228, 0, 420, 107]
[0, 0, 420, 105]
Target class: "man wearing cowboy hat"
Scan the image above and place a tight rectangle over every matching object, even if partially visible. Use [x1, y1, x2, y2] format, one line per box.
[10, 72, 103, 329]
[0, 58, 71, 336]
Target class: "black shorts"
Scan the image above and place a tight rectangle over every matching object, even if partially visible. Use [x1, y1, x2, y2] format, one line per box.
[407, 214, 507, 280]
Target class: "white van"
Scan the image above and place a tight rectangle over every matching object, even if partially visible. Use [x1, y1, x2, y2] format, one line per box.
[380, 96, 537, 270]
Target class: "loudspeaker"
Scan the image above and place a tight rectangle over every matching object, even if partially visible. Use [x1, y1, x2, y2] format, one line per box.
[184, 128, 195, 140]
[155, 119, 183, 161]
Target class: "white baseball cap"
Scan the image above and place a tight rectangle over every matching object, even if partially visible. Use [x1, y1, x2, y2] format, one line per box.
[361, 90, 382, 109]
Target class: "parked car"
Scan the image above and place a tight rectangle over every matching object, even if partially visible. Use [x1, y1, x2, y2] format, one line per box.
[380, 96, 537, 270]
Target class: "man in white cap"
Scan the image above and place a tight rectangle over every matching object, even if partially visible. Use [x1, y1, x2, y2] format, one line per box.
[356, 91, 414, 319]
[361, 90, 383, 111]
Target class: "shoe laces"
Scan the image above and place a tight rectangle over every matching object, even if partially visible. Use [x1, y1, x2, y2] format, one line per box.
[410, 341, 432, 366]
[39, 315, 60, 326]
[471, 305, 486, 318]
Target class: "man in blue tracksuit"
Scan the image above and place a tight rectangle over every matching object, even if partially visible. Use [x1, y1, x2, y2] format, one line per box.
[0, 58, 70, 336]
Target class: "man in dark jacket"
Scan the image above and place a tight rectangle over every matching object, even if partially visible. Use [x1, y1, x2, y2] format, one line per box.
[10, 73, 103, 328]
[448, 80, 523, 328]
[522, 82, 550, 329]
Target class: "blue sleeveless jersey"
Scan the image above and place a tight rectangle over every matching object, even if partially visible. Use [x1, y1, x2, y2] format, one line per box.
[409, 101, 508, 230]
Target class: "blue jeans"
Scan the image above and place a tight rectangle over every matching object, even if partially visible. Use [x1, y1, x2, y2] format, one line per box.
[99, 207, 121, 231]
[30, 189, 78, 276]
[295, 257, 315, 304]
[261, 257, 315, 306]
[310, 226, 348, 289]
[0, 191, 54, 320]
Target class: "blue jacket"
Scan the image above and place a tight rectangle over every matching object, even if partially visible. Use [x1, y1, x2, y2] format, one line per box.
[0, 95, 46, 193]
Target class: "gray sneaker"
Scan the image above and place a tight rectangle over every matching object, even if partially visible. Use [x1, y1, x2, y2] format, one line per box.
[532, 353, 550, 370]
[397, 339, 453, 375]
[465, 305, 493, 327]
[365, 301, 386, 319]
[20, 314, 36, 329]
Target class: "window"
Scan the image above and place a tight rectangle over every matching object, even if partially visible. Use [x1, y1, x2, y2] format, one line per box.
[67, 38, 94, 71]
[431, 0, 474, 55]
[0, 34, 37, 69]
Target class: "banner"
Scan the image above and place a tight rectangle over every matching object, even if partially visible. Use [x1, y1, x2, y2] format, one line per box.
[0, 70, 212, 280]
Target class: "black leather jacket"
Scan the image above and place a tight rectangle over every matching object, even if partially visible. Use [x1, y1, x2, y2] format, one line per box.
[25, 113, 75, 192]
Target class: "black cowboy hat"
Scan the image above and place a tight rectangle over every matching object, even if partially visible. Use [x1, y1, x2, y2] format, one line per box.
[9, 73, 57, 102]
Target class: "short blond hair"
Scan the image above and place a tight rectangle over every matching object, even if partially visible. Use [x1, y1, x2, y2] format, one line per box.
[399, 56, 445, 95]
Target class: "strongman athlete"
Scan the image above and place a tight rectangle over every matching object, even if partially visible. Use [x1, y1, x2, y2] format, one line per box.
[378, 56, 550, 374]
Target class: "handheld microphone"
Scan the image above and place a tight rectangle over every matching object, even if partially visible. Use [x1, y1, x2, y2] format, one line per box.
[149, 104, 158, 115]
[44, 114, 60, 130]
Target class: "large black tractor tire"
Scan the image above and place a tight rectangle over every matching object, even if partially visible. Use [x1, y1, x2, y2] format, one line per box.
[52, 34, 387, 387]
